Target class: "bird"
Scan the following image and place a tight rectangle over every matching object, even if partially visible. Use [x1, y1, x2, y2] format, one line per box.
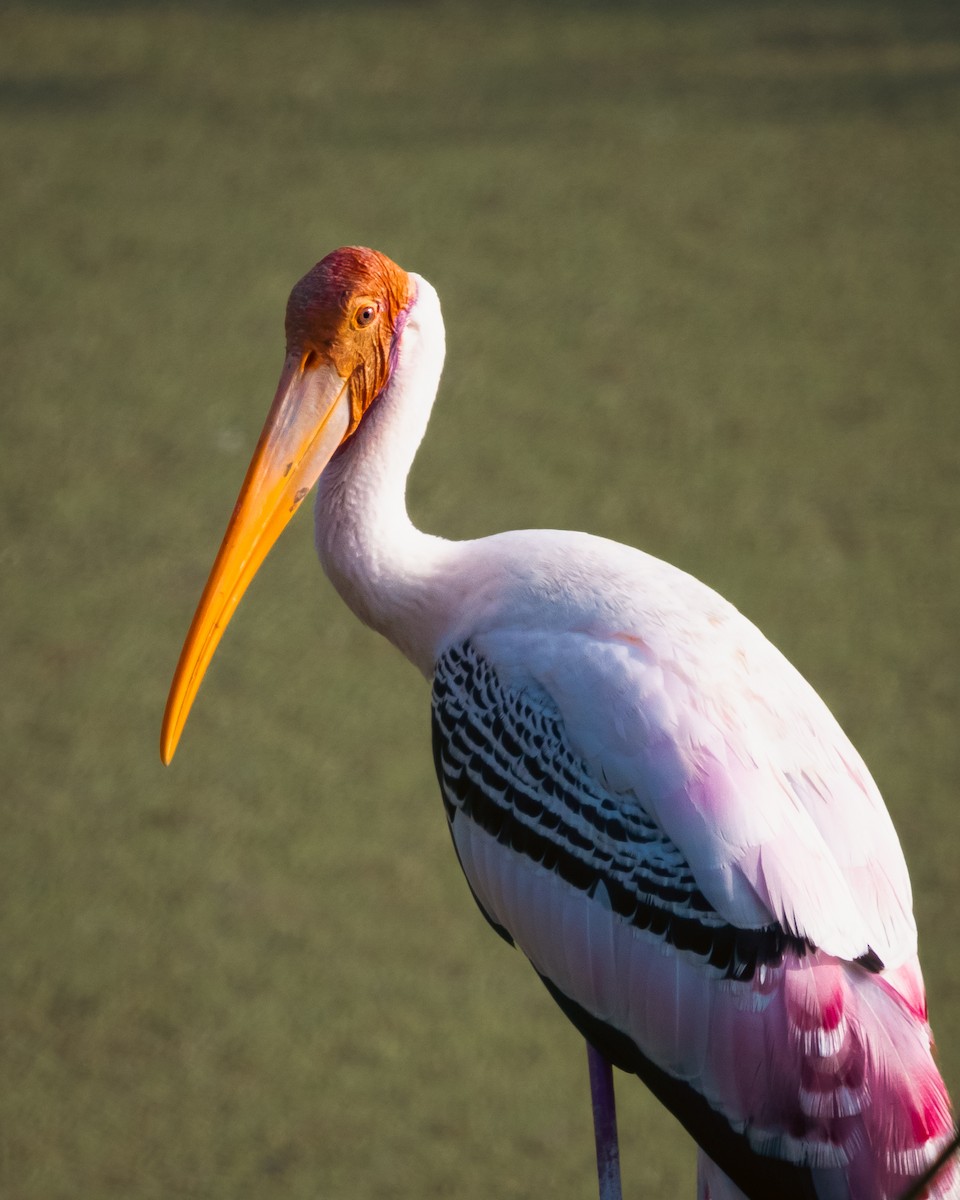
[162, 245, 957, 1200]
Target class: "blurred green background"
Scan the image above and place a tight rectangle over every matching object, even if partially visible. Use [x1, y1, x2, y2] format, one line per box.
[2, 1, 959, 1196]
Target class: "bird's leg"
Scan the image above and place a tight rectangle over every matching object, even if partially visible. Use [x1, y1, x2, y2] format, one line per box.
[587, 1041, 623, 1200]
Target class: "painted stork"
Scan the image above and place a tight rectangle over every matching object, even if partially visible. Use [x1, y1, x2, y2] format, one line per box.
[162, 246, 958, 1200]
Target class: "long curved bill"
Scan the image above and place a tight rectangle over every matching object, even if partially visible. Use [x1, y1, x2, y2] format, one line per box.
[161, 353, 351, 764]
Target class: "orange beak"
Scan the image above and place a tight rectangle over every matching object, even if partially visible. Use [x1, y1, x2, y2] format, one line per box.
[160, 353, 351, 764]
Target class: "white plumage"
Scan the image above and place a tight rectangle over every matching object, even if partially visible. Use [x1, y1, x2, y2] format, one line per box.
[163, 247, 957, 1200]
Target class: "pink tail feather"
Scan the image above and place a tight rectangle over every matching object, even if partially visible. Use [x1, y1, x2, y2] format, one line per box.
[698, 952, 958, 1198]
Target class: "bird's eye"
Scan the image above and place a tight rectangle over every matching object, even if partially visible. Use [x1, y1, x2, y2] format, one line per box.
[355, 304, 378, 328]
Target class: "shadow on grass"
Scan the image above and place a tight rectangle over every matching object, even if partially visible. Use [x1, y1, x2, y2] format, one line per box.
[0, 75, 132, 112]
[16, 0, 960, 25]
[4, 1, 959, 127]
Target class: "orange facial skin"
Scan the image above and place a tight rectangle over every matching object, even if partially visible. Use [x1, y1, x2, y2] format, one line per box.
[285, 246, 415, 436]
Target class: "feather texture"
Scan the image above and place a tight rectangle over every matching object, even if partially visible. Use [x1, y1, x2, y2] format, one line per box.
[433, 641, 957, 1199]
[303, 262, 956, 1199]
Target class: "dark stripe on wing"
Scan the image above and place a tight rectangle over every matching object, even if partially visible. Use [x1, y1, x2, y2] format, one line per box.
[538, 974, 820, 1200]
[432, 642, 808, 981]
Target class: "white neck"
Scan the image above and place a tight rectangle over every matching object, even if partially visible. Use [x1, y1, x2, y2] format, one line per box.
[314, 275, 458, 674]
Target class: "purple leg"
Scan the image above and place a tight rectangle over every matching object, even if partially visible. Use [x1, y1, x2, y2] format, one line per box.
[587, 1041, 623, 1200]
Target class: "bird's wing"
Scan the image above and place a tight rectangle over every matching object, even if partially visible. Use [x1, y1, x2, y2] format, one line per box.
[432, 640, 809, 984]
[432, 640, 952, 1197]
[464, 599, 916, 972]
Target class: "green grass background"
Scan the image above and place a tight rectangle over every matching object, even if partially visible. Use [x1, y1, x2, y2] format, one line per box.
[2, 1, 959, 1196]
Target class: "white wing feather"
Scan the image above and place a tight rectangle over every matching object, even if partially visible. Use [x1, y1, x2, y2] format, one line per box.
[461, 529, 915, 969]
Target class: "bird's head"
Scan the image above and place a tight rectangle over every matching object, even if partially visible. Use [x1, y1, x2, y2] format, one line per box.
[286, 246, 415, 438]
[160, 246, 414, 765]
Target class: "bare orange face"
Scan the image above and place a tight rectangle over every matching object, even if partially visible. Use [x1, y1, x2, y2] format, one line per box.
[286, 246, 414, 436]
[160, 247, 413, 764]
